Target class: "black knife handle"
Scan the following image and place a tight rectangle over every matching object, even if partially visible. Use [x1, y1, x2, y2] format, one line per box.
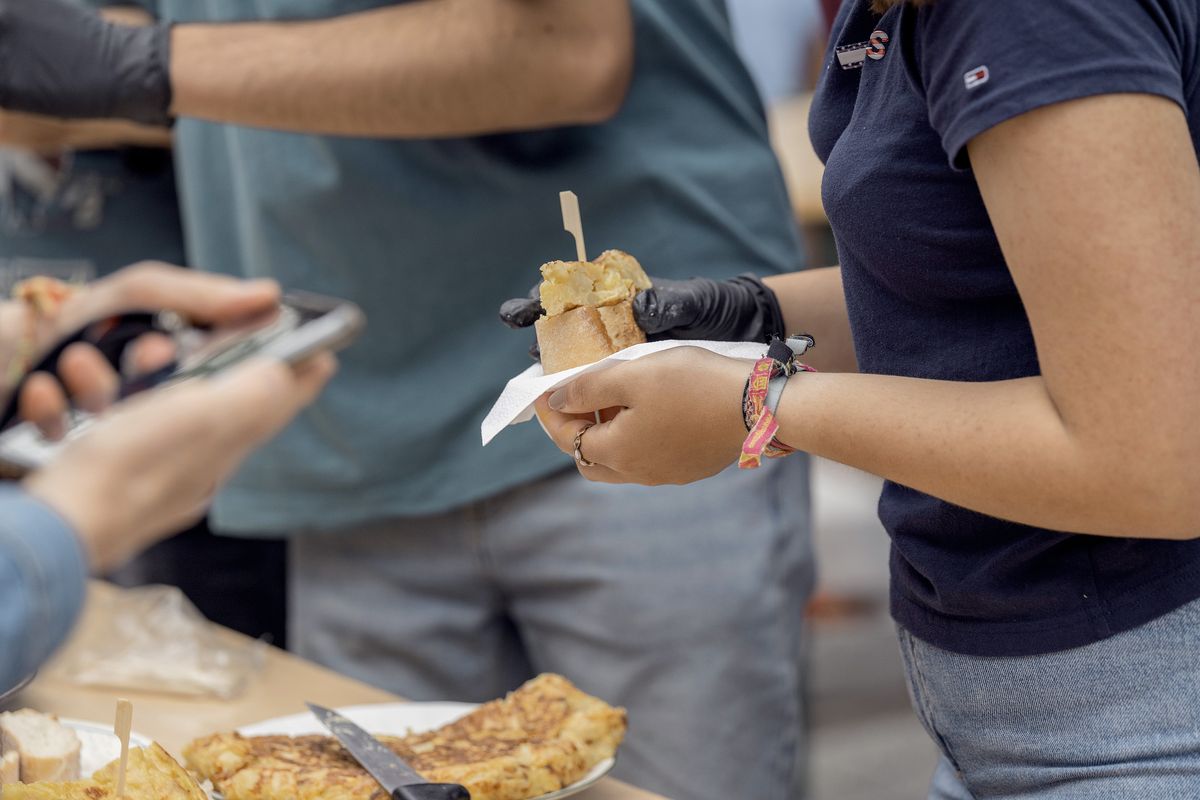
[393, 784, 470, 800]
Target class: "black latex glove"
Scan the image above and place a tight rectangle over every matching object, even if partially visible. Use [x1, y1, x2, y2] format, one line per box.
[0, 0, 172, 125]
[499, 274, 786, 346]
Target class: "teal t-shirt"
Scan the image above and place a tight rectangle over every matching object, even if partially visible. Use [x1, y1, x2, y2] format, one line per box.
[153, 0, 803, 532]
[0, 148, 184, 277]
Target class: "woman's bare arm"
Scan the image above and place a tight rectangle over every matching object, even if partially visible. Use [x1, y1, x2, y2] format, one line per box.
[543, 93, 1200, 539]
[770, 93, 1200, 538]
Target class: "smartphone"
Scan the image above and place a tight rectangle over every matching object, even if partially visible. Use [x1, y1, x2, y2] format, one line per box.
[0, 290, 365, 478]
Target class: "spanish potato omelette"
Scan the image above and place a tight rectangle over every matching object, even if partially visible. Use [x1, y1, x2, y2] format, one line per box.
[0, 743, 207, 800]
[184, 674, 627, 800]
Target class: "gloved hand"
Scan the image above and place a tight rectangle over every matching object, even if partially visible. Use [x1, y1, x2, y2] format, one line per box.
[499, 274, 786, 345]
[0, 0, 172, 125]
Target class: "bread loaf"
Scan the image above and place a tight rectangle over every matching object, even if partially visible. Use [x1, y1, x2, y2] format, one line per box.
[0, 710, 81, 783]
[535, 250, 651, 373]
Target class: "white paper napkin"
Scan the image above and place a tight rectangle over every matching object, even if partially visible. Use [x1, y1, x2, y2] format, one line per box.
[481, 339, 771, 445]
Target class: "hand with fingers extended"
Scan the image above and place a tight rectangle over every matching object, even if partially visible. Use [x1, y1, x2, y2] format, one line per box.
[499, 273, 786, 358]
[534, 347, 751, 486]
[2, 261, 281, 435]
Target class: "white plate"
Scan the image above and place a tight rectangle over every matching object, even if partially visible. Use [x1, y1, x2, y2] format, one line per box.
[236, 702, 616, 800]
[61, 718, 154, 777]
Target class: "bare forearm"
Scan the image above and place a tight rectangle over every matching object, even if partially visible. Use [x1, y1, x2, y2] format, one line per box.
[170, 0, 633, 136]
[59, 118, 170, 151]
[778, 372, 1197, 539]
[764, 267, 857, 373]
[102, 6, 153, 26]
[0, 111, 169, 155]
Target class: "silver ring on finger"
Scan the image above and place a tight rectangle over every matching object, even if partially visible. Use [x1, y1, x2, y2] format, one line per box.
[573, 423, 598, 468]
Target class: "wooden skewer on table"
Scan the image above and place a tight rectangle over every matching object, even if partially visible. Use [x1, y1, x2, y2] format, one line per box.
[113, 698, 132, 798]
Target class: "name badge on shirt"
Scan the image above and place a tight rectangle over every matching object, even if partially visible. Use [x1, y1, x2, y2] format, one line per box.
[836, 30, 889, 70]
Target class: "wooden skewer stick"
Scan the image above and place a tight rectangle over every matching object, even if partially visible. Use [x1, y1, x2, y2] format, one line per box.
[558, 190, 604, 425]
[560, 190, 588, 263]
[113, 699, 133, 798]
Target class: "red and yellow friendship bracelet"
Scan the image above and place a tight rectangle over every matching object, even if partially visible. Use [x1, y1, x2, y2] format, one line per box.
[740, 335, 816, 470]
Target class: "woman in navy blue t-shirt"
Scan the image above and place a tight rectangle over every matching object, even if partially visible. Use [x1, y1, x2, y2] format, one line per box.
[523, 0, 1200, 795]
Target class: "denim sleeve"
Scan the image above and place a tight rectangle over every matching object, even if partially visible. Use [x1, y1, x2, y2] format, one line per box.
[914, 0, 1190, 168]
[0, 486, 88, 691]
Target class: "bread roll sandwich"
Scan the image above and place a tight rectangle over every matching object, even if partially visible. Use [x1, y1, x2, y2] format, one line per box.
[535, 250, 652, 373]
[0, 710, 81, 784]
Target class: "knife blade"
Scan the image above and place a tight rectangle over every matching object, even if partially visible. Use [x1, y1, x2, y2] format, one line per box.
[0, 671, 36, 705]
[306, 703, 470, 800]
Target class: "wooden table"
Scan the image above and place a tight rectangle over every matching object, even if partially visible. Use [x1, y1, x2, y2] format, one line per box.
[9, 583, 666, 800]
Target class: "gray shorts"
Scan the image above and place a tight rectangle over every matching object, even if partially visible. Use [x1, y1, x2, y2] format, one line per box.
[290, 456, 813, 800]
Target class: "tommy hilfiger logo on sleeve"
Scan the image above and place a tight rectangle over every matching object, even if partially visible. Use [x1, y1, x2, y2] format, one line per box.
[837, 30, 890, 70]
[964, 65, 990, 90]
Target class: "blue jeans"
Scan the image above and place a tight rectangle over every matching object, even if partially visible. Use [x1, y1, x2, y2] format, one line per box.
[289, 458, 813, 800]
[898, 596, 1200, 799]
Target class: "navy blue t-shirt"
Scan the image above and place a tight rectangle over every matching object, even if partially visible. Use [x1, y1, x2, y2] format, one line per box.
[812, 0, 1200, 656]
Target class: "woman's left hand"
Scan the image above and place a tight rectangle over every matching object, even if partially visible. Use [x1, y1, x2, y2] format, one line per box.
[535, 347, 750, 485]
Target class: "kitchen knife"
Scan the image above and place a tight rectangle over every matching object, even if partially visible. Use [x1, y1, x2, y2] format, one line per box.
[0, 671, 36, 705]
[306, 703, 470, 800]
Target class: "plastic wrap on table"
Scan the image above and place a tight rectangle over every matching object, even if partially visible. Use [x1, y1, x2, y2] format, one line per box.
[50, 584, 265, 699]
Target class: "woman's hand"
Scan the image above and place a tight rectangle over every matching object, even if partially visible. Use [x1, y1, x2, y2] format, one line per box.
[24, 353, 336, 572]
[535, 347, 750, 485]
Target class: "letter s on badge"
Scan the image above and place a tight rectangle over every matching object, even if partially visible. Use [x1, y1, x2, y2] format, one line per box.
[867, 30, 889, 60]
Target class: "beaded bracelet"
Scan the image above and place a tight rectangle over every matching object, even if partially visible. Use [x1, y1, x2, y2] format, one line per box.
[739, 335, 816, 470]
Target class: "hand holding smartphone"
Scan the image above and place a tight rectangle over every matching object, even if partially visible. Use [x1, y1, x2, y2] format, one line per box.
[0, 290, 364, 477]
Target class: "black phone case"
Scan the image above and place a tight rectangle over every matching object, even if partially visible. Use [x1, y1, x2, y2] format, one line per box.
[0, 313, 163, 431]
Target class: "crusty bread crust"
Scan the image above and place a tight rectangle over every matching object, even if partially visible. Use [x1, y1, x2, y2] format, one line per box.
[0, 710, 81, 783]
[185, 674, 627, 800]
[535, 249, 650, 373]
[1, 750, 20, 785]
[536, 300, 646, 374]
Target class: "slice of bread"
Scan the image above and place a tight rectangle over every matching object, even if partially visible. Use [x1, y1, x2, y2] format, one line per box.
[535, 250, 650, 373]
[0, 710, 82, 783]
[536, 302, 645, 374]
[1, 749, 20, 785]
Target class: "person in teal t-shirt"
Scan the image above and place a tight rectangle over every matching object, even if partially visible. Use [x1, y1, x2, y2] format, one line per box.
[0, 3, 813, 797]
